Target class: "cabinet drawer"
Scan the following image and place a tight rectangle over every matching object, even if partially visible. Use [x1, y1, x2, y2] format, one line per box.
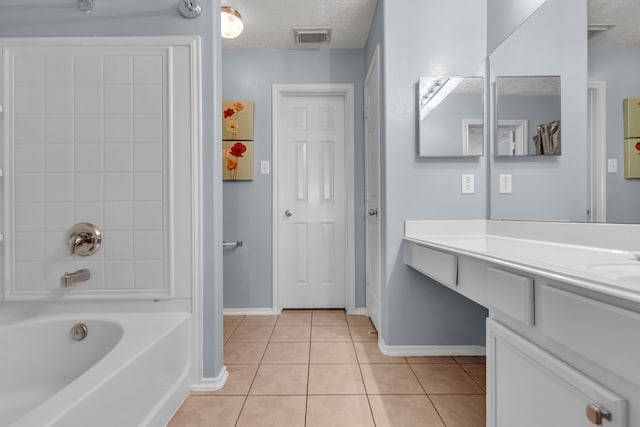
[487, 267, 534, 326]
[540, 285, 640, 384]
[405, 243, 457, 287]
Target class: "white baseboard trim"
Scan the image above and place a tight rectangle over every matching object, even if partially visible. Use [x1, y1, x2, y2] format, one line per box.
[378, 336, 486, 357]
[223, 308, 279, 316]
[347, 307, 368, 316]
[190, 366, 229, 392]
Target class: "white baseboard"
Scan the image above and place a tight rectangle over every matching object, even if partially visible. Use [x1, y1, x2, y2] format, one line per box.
[378, 336, 485, 357]
[223, 308, 279, 316]
[190, 366, 229, 392]
[347, 307, 368, 316]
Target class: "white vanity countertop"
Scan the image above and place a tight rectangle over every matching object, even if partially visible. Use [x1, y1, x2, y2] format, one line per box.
[404, 220, 640, 304]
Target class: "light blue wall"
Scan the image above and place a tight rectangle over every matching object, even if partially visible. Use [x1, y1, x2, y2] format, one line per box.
[221, 49, 367, 309]
[0, 0, 224, 378]
[589, 46, 640, 224]
[489, 0, 588, 222]
[380, 0, 489, 346]
[487, 0, 547, 52]
[498, 94, 561, 153]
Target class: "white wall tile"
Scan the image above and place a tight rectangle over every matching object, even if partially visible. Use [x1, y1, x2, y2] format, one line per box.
[104, 173, 133, 201]
[45, 86, 74, 115]
[104, 115, 133, 143]
[134, 143, 163, 172]
[134, 55, 163, 84]
[15, 203, 44, 232]
[104, 85, 132, 114]
[134, 201, 163, 230]
[75, 144, 103, 172]
[15, 145, 44, 173]
[15, 86, 44, 115]
[133, 85, 163, 114]
[45, 173, 73, 202]
[45, 115, 74, 143]
[105, 261, 134, 288]
[74, 56, 103, 86]
[134, 230, 163, 259]
[14, 56, 44, 86]
[15, 262, 46, 290]
[75, 115, 104, 143]
[15, 116, 44, 144]
[15, 232, 45, 261]
[134, 172, 163, 201]
[45, 56, 73, 86]
[105, 144, 133, 172]
[15, 174, 43, 202]
[134, 260, 164, 289]
[45, 203, 74, 231]
[45, 144, 74, 172]
[45, 231, 68, 260]
[73, 203, 103, 226]
[105, 231, 133, 259]
[104, 202, 133, 230]
[104, 56, 132, 84]
[45, 261, 75, 290]
[75, 85, 103, 115]
[74, 173, 103, 202]
[134, 115, 163, 142]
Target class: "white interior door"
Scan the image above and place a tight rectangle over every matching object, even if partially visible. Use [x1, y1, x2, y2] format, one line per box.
[276, 94, 347, 309]
[365, 46, 382, 330]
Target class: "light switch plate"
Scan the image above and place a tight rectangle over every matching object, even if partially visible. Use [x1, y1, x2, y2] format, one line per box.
[607, 158, 618, 173]
[499, 174, 512, 194]
[461, 174, 475, 194]
[260, 160, 270, 175]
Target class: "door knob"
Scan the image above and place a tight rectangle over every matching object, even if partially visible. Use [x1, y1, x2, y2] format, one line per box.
[284, 210, 293, 217]
[368, 208, 378, 216]
[586, 403, 611, 425]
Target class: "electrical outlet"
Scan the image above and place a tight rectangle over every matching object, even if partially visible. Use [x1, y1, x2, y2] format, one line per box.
[499, 174, 512, 194]
[260, 160, 270, 175]
[461, 174, 475, 194]
[607, 158, 618, 173]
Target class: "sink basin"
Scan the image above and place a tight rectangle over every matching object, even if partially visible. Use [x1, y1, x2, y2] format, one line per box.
[588, 264, 640, 286]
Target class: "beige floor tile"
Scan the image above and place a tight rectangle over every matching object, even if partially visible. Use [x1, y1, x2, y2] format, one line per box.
[368, 395, 445, 427]
[240, 314, 279, 326]
[223, 324, 237, 342]
[306, 395, 375, 427]
[261, 342, 310, 364]
[349, 325, 378, 341]
[276, 311, 312, 326]
[346, 314, 373, 325]
[430, 395, 486, 427]
[360, 364, 424, 394]
[462, 364, 486, 390]
[167, 395, 244, 427]
[310, 342, 357, 363]
[270, 325, 311, 342]
[411, 364, 484, 394]
[223, 315, 244, 328]
[454, 355, 486, 364]
[192, 365, 258, 396]
[224, 342, 267, 364]
[236, 396, 306, 427]
[312, 310, 347, 325]
[227, 326, 273, 342]
[311, 325, 352, 342]
[353, 341, 406, 364]
[249, 364, 308, 395]
[308, 363, 366, 394]
[405, 356, 456, 364]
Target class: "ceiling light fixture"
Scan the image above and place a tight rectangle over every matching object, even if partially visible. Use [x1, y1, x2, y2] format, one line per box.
[221, 6, 244, 39]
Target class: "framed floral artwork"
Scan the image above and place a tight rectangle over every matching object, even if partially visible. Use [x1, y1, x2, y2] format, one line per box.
[223, 140, 254, 181]
[222, 101, 254, 141]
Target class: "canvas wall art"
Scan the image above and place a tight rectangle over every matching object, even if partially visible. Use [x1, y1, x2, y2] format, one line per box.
[222, 100, 254, 141]
[223, 140, 254, 181]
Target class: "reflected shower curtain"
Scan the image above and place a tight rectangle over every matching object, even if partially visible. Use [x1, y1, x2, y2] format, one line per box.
[534, 120, 560, 155]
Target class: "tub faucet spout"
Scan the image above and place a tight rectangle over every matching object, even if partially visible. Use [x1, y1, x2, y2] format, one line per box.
[61, 269, 91, 288]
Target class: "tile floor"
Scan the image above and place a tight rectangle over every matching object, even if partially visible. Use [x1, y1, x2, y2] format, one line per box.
[168, 310, 486, 427]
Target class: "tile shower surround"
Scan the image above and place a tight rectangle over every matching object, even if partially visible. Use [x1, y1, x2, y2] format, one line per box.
[11, 53, 167, 292]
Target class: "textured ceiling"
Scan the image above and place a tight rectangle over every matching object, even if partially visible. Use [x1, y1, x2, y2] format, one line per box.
[588, 0, 640, 46]
[221, 0, 378, 49]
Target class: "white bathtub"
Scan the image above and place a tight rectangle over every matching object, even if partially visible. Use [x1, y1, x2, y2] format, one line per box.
[0, 312, 191, 427]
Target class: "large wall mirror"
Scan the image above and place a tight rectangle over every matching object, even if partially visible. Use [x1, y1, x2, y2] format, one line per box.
[495, 76, 561, 156]
[418, 76, 484, 157]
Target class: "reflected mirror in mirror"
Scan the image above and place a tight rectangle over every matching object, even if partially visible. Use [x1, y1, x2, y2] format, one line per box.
[495, 76, 561, 156]
[418, 76, 484, 157]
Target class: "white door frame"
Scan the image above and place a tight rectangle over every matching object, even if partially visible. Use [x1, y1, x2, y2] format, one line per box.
[587, 81, 607, 222]
[272, 84, 355, 313]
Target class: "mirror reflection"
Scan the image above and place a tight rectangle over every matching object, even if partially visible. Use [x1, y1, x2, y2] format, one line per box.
[495, 76, 561, 156]
[418, 76, 484, 157]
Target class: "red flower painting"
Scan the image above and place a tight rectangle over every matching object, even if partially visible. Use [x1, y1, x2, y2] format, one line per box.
[229, 142, 247, 158]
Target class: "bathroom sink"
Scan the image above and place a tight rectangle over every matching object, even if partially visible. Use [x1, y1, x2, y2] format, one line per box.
[588, 264, 640, 286]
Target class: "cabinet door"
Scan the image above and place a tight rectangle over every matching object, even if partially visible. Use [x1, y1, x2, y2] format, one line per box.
[487, 319, 627, 427]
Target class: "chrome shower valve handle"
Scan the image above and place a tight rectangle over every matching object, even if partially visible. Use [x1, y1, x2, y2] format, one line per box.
[68, 223, 102, 256]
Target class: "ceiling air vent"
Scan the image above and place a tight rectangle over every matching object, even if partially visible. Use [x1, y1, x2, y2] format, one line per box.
[294, 27, 332, 44]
